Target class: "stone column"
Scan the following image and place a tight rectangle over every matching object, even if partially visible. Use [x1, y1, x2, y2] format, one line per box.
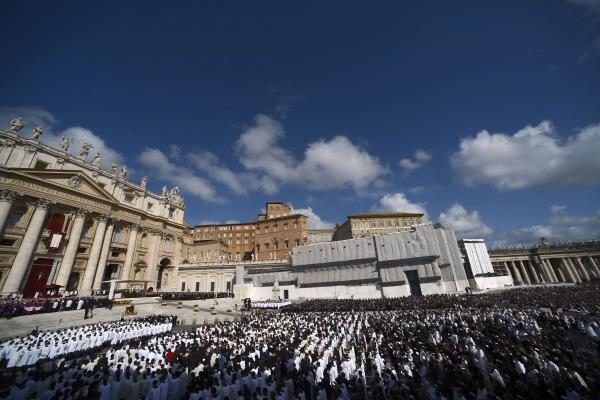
[2, 199, 50, 293]
[145, 232, 162, 288]
[517, 260, 531, 285]
[586, 256, 600, 279]
[166, 237, 183, 290]
[92, 220, 115, 290]
[509, 261, 523, 285]
[559, 258, 577, 283]
[533, 261, 548, 283]
[0, 190, 17, 236]
[544, 259, 559, 283]
[120, 224, 139, 281]
[54, 209, 88, 289]
[567, 258, 583, 283]
[575, 257, 594, 281]
[0, 140, 16, 166]
[569, 257, 589, 282]
[523, 260, 539, 284]
[79, 215, 108, 295]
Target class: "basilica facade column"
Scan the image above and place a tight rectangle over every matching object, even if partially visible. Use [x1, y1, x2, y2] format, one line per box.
[144, 231, 162, 288]
[2, 199, 50, 293]
[120, 224, 139, 281]
[79, 215, 108, 295]
[0, 190, 17, 235]
[55, 209, 88, 289]
[92, 220, 115, 290]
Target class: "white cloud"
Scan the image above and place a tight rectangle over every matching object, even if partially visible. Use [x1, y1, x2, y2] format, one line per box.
[138, 148, 224, 203]
[289, 205, 334, 229]
[451, 121, 600, 190]
[0, 106, 124, 169]
[374, 193, 428, 217]
[492, 206, 600, 246]
[296, 136, 388, 191]
[187, 151, 247, 195]
[399, 149, 432, 174]
[438, 203, 493, 238]
[235, 114, 296, 184]
[235, 114, 388, 193]
[567, 0, 600, 17]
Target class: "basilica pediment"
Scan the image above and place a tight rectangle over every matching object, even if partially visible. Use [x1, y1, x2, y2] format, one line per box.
[12, 169, 117, 201]
[0, 168, 119, 213]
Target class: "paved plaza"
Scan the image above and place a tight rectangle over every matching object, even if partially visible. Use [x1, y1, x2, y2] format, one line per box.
[0, 297, 242, 340]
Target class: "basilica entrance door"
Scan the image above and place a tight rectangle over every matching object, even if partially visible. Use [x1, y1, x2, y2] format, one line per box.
[23, 258, 54, 298]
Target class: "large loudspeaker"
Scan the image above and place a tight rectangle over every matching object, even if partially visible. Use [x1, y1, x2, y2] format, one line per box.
[244, 298, 252, 309]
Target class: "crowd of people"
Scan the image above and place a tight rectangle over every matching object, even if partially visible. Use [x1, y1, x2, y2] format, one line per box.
[250, 300, 293, 310]
[0, 297, 112, 319]
[0, 316, 174, 369]
[0, 283, 597, 399]
[284, 282, 600, 313]
[160, 292, 234, 301]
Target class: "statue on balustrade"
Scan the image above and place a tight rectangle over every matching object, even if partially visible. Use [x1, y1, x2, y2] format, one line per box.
[9, 117, 25, 133]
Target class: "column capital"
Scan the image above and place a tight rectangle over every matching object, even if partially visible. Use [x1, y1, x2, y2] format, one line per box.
[130, 223, 141, 232]
[0, 189, 18, 202]
[74, 208, 89, 218]
[24, 145, 38, 154]
[0, 138, 16, 149]
[35, 199, 52, 210]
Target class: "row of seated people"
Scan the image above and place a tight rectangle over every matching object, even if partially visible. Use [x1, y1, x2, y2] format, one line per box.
[0, 297, 112, 319]
[160, 292, 234, 301]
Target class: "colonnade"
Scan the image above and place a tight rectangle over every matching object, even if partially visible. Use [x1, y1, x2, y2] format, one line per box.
[503, 255, 600, 285]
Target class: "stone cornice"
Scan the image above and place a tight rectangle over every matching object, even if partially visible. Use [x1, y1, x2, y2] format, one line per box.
[0, 167, 187, 231]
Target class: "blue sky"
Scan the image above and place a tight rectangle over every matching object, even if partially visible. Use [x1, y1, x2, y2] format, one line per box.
[1, 1, 599, 246]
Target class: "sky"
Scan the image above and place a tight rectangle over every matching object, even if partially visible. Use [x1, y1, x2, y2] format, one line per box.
[1, 1, 599, 247]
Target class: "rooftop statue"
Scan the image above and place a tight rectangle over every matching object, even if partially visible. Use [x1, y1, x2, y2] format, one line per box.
[59, 136, 71, 152]
[79, 143, 93, 159]
[119, 165, 128, 179]
[9, 117, 25, 133]
[140, 176, 148, 189]
[92, 153, 102, 168]
[110, 162, 117, 175]
[31, 126, 43, 140]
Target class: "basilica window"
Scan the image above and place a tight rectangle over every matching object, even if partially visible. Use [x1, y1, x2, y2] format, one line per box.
[113, 226, 126, 243]
[7, 206, 27, 228]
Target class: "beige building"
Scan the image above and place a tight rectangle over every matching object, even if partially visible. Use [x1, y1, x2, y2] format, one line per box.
[307, 229, 335, 244]
[191, 202, 308, 262]
[0, 119, 186, 295]
[332, 212, 424, 241]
